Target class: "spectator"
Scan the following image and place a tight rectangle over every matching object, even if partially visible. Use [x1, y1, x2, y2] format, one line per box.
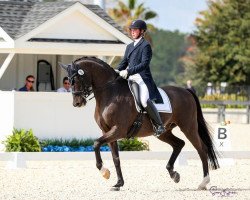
[57, 77, 72, 92]
[206, 82, 215, 95]
[19, 75, 35, 91]
[186, 79, 196, 94]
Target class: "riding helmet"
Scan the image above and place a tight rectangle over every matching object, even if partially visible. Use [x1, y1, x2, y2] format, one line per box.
[129, 19, 147, 31]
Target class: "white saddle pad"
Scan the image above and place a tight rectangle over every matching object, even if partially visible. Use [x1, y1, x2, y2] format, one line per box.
[154, 88, 172, 113]
[132, 87, 172, 113]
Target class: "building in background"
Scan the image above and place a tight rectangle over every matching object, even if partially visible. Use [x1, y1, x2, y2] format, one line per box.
[0, 0, 132, 147]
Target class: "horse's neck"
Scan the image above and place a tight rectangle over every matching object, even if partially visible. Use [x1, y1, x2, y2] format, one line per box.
[94, 76, 131, 108]
[91, 62, 116, 90]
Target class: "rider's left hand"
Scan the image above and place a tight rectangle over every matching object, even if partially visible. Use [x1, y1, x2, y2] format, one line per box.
[119, 70, 128, 79]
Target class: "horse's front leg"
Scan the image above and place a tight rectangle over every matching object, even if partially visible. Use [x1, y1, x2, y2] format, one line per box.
[93, 126, 123, 190]
[109, 141, 124, 190]
[93, 136, 110, 179]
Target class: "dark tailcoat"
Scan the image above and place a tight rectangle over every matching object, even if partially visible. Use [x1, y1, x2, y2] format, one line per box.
[118, 38, 163, 103]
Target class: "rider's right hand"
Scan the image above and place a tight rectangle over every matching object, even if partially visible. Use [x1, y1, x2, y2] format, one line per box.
[119, 70, 128, 79]
[114, 69, 120, 74]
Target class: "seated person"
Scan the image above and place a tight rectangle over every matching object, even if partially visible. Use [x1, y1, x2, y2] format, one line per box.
[57, 77, 72, 92]
[186, 80, 196, 94]
[19, 75, 35, 91]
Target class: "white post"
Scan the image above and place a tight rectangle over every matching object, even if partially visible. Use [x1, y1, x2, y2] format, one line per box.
[6, 152, 27, 169]
[108, 56, 115, 66]
[214, 123, 234, 166]
[0, 91, 14, 152]
[0, 53, 15, 79]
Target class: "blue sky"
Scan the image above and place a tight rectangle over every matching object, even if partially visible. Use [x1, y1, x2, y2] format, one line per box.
[135, 0, 208, 33]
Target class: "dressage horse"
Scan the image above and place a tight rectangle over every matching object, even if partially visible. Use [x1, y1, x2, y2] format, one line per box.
[59, 56, 219, 191]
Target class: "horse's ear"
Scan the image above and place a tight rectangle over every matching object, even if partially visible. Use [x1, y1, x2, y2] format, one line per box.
[58, 62, 68, 71]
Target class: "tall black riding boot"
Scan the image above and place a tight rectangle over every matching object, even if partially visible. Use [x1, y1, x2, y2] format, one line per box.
[145, 99, 166, 137]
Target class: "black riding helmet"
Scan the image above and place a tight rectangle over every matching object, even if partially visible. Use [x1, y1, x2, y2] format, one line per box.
[129, 19, 147, 31]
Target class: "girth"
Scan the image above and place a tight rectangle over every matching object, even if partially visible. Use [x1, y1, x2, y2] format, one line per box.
[127, 111, 143, 139]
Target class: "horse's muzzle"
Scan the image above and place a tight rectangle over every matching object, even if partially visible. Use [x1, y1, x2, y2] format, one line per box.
[73, 95, 86, 107]
[73, 102, 83, 107]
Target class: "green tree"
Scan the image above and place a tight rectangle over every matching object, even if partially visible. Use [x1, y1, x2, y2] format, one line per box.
[108, 0, 157, 33]
[193, 0, 250, 85]
[176, 35, 204, 91]
[150, 29, 188, 86]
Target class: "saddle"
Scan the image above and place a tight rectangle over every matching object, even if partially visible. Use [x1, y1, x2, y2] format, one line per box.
[128, 80, 172, 113]
[126, 81, 171, 138]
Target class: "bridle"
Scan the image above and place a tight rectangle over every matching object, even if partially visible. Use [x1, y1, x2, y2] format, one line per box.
[68, 63, 93, 99]
[68, 62, 121, 101]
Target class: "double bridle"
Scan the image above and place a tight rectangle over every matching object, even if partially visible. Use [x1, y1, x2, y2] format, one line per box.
[68, 63, 93, 99]
[68, 63, 120, 101]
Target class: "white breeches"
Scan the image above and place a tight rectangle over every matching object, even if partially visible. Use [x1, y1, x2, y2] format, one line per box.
[128, 74, 149, 108]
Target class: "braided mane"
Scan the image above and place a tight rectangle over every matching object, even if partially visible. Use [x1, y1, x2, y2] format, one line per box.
[73, 56, 114, 70]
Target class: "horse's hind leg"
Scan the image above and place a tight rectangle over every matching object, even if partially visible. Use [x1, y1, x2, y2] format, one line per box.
[180, 126, 210, 190]
[158, 131, 185, 183]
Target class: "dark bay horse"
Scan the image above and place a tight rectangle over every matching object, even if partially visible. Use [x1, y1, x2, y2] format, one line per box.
[59, 56, 219, 191]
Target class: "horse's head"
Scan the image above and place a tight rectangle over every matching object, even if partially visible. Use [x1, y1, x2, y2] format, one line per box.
[60, 57, 118, 107]
[59, 61, 92, 107]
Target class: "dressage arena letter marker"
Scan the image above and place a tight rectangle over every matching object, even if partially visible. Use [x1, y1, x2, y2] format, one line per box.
[215, 125, 234, 166]
[216, 126, 231, 151]
[218, 128, 227, 139]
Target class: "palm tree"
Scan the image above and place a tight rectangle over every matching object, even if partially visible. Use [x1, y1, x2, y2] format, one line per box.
[108, 0, 158, 34]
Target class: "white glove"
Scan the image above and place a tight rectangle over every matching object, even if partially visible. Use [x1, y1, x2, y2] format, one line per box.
[119, 70, 128, 79]
[114, 69, 120, 74]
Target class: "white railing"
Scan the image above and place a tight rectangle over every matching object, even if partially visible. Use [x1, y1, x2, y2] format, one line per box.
[0, 151, 249, 169]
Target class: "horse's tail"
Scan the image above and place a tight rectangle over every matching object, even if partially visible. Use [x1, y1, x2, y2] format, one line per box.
[187, 89, 220, 170]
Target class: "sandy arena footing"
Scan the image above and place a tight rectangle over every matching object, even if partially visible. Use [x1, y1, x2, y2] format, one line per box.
[0, 159, 249, 200]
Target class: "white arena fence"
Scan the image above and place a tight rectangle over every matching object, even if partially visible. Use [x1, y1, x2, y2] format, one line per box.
[0, 151, 250, 169]
[1, 91, 250, 169]
[0, 91, 100, 151]
[0, 91, 249, 144]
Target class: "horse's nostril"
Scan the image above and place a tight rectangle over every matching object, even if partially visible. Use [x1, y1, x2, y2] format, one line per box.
[74, 102, 82, 107]
[73, 102, 79, 107]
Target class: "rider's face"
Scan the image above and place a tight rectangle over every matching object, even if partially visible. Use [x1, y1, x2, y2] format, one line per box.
[130, 28, 142, 39]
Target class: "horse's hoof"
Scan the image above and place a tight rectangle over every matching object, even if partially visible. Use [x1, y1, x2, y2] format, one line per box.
[102, 169, 110, 179]
[172, 172, 180, 183]
[198, 175, 210, 190]
[110, 187, 120, 191]
[100, 167, 110, 179]
[198, 186, 207, 190]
